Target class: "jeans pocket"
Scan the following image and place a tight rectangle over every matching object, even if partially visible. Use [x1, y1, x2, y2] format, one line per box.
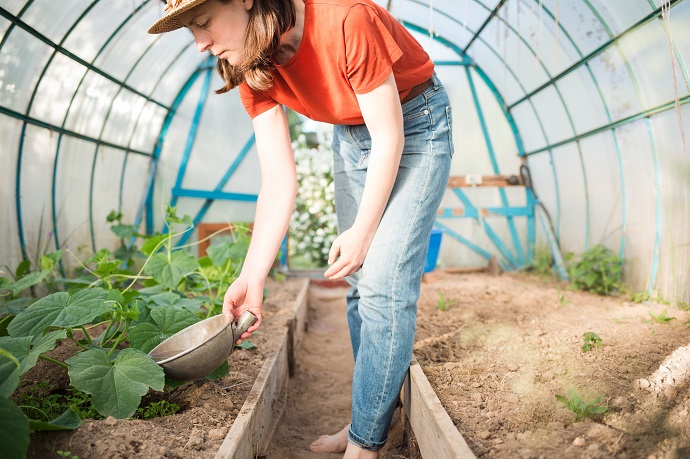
[446, 105, 455, 158]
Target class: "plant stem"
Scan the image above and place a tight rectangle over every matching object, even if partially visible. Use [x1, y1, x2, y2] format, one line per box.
[80, 326, 92, 346]
[121, 231, 178, 295]
[39, 355, 68, 369]
[100, 316, 116, 346]
[108, 322, 130, 358]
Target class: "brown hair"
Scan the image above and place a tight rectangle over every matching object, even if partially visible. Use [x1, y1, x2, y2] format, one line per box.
[215, 0, 296, 94]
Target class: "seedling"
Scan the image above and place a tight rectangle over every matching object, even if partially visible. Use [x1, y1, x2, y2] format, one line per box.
[557, 286, 570, 306]
[581, 332, 602, 352]
[648, 310, 675, 324]
[436, 292, 455, 311]
[631, 291, 669, 305]
[555, 388, 608, 421]
[57, 452, 78, 459]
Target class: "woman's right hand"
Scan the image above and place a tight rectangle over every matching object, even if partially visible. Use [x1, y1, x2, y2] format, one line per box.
[223, 275, 263, 344]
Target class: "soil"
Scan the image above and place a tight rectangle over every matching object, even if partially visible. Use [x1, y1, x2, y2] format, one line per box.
[25, 277, 305, 459]
[414, 271, 690, 459]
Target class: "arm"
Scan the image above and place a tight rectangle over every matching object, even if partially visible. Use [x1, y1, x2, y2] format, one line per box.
[223, 104, 296, 341]
[324, 72, 404, 279]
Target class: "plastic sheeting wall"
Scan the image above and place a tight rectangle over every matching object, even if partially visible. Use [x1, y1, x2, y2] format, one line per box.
[1, 0, 689, 302]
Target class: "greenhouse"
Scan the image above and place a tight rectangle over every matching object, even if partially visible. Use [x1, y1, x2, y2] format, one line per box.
[1, 0, 689, 458]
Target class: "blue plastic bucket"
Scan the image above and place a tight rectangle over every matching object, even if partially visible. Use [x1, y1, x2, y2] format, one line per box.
[424, 229, 443, 273]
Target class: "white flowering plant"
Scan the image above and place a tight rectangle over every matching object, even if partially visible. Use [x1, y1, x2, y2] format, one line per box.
[289, 125, 338, 268]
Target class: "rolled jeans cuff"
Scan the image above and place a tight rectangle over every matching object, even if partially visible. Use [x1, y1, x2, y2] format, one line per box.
[348, 427, 387, 451]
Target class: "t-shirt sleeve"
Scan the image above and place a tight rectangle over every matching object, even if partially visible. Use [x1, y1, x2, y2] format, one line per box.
[344, 5, 403, 94]
[239, 82, 279, 119]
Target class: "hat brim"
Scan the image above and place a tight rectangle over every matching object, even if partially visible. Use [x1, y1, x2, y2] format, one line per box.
[148, 0, 210, 34]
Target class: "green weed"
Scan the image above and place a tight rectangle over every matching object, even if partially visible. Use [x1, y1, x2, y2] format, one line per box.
[566, 245, 622, 296]
[57, 451, 78, 459]
[12, 383, 101, 421]
[557, 286, 570, 306]
[530, 246, 554, 276]
[581, 332, 602, 352]
[135, 400, 180, 420]
[555, 388, 608, 421]
[648, 310, 676, 324]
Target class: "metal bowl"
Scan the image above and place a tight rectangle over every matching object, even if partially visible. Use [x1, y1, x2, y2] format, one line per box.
[148, 314, 234, 381]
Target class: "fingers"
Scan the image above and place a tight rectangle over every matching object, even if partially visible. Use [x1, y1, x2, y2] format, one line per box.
[328, 237, 341, 265]
[324, 255, 362, 279]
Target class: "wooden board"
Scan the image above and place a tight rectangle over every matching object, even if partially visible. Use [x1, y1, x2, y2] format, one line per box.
[214, 279, 309, 459]
[447, 175, 522, 188]
[402, 357, 476, 459]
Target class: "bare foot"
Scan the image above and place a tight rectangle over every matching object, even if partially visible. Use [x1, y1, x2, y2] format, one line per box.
[343, 441, 379, 459]
[309, 423, 350, 453]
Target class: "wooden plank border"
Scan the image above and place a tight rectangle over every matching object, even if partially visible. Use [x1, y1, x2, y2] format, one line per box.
[402, 356, 476, 459]
[215, 278, 309, 459]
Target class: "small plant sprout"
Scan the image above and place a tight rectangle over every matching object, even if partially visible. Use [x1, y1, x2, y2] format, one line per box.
[557, 286, 570, 306]
[437, 292, 455, 311]
[555, 388, 608, 421]
[648, 310, 676, 324]
[57, 451, 78, 459]
[581, 332, 602, 352]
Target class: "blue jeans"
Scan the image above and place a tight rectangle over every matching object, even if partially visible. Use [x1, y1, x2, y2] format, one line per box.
[331, 73, 453, 450]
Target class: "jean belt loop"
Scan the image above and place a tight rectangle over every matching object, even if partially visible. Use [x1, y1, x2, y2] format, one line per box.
[432, 72, 440, 90]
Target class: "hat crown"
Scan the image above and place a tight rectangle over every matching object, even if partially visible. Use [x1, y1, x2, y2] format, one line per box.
[164, 0, 185, 12]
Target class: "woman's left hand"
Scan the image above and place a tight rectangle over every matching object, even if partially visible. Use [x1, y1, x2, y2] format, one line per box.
[324, 227, 374, 279]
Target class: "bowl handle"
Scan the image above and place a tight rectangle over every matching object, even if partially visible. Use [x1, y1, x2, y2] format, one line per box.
[233, 310, 258, 341]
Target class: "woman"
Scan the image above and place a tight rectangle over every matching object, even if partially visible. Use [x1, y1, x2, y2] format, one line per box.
[149, 1, 453, 457]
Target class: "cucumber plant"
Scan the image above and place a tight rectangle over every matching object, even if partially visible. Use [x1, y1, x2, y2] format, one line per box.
[0, 206, 254, 457]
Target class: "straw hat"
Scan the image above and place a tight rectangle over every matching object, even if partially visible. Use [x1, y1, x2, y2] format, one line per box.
[148, 0, 211, 34]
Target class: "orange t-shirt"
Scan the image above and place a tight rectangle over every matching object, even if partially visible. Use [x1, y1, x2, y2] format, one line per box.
[238, 0, 434, 125]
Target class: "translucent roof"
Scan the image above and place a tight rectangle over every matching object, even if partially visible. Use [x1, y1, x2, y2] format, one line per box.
[1, 0, 689, 302]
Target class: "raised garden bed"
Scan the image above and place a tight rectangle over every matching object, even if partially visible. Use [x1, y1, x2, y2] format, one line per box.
[412, 271, 690, 458]
[25, 277, 308, 459]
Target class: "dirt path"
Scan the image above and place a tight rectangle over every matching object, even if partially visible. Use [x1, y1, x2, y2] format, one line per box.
[267, 284, 407, 459]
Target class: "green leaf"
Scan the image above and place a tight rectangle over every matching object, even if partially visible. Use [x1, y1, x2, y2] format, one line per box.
[145, 251, 198, 289]
[0, 346, 22, 397]
[141, 234, 168, 257]
[107, 210, 123, 223]
[0, 276, 13, 292]
[29, 406, 83, 430]
[147, 292, 203, 313]
[40, 250, 63, 271]
[111, 224, 137, 238]
[3, 297, 35, 315]
[0, 330, 67, 397]
[589, 405, 608, 414]
[128, 307, 200, 353]
[11, 270, 50, 296]
[0, 316, 13, 337]
[235, 340, 257, 350]
[15, 260, 31, 279]
[66, 348, 164, 419]
[0, 396, 29, 459]
[8, 288, 110, 339]
[207, 240, 250, 268]
[114, 245, 139, 262]
[566, 388, 581, 406]
[205, 361, 229, 380]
